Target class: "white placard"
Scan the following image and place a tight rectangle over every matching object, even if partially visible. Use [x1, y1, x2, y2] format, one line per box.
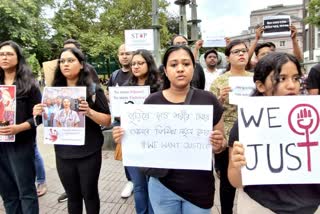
[238, 96, 320, 185]
[109, 86, 150, 118]
[202, 35, 226, 47]
[228, 76, 255, 104]
[42, 87, 86, 145]
[121, 104, 214, 170]
[263, 15, 291, 37]
[125, 29, 154, 51]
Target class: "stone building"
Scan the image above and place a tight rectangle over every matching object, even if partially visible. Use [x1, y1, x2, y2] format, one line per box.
[230, 4, 303, 61]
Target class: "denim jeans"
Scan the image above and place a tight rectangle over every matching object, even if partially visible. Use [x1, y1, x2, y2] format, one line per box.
[34, 143, 46, 184]
[148, 177, 211, 214]
[0, 142, 39, 214]
[127, 166, 153, 214]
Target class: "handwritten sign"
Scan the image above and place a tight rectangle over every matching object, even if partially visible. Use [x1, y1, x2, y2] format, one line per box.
[121, 104, 214, 170]
[228, 76, 255, 105]
[202, 35, 226, 48]
[125, 29, 154, 51]
[109, 86, 150, 117]
[238, 96, 320, 185]
[263, 15, 291, 37]
[42, 87, 86, 145]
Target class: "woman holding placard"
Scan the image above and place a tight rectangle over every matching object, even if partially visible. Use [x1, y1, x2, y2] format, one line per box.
[113, 45, 226, 214]
[228, 52, 320, 213]
[113, 49, 161, 214]
[33, 47, 111, 214]
[0, 40, 41, 213]
[209, 39, 253, 214]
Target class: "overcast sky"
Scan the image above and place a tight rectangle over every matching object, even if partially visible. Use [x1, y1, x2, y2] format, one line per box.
[167, 0, 302, 36]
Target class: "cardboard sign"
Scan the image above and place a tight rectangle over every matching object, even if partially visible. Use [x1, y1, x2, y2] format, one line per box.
[125, 29, 154, 51]
[121, 104, 214, 170]
[42, 59, 58, 86]
[263, 15, 291, 37]
[238, 96, 320, 185]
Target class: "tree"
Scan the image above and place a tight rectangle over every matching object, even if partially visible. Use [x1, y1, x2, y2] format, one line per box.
[0, 0, 54, 63]
[305, 0, 320, 26]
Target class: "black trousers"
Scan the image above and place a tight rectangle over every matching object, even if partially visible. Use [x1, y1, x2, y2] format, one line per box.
[215, 148, 236, 214]
[56, 150, 102, 214]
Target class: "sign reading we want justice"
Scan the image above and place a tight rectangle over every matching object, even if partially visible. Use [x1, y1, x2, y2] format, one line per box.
[238, 96, 320, 185]
[121, 104, 214, 171]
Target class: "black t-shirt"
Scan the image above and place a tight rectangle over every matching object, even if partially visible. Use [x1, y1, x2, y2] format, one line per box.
[107, 69, 132, 87]
[229, 120, 320, 214]
[55, 87, 110, 159]
[306, 64, 320, 93]
[144, 89, 223, 209]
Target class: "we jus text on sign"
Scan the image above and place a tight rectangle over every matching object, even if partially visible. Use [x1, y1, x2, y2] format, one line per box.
[238, 96, 320, 185]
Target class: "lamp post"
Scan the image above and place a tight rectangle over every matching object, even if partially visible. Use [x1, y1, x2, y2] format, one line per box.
[174, 0, 190, 38]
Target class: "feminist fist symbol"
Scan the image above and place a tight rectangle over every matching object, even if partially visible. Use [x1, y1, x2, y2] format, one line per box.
[288, 104, 319, 171]
[297, 108, 313, 132]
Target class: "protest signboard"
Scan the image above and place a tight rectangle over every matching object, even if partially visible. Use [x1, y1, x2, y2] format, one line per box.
[42, 87, 86, 145]
[0, 85, 16, 142]
[125, 29, 154, 51]
[109, 86, 150, 118]
[121, 104, 214, 170]
[263, 15, 291, 37]
[238, 96, 320, 185]
[228, 76, 255, 105]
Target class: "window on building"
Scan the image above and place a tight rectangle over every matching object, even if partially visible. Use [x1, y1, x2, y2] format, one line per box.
[280, 41, 286, 47]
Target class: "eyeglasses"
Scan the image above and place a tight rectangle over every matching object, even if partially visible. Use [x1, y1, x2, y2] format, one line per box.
[175, 42, 188, 46]
[230, 48, 248, 55]
[59, 58, 77, 64]
[0, 52, 15, 57]
[131, 61, 146, 67]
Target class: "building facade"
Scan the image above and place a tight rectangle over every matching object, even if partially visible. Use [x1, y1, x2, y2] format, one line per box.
[303, 0, 320, 71]
[230, 4, 303, 61]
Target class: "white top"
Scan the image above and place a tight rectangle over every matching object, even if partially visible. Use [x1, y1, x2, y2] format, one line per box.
[204, 68, 224, 91]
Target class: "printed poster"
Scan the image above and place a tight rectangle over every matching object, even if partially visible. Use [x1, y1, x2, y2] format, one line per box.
[0, 85, 16, 142]
[42, 87, 86, 145]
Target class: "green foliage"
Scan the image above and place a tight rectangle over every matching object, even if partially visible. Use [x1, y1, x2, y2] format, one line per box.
[0, 0, 54, 64]
[26, 53, 41, 76]
[1, 0, 185, 73]
[305, 0, 320, 26]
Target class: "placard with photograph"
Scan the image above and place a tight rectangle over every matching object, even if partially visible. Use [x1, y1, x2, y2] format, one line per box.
[0, 85, 16, 142]
[42, 87, 86, 145]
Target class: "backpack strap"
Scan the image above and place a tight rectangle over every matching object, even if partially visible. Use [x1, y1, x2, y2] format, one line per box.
[184, 88, 194, 105]
[111, 69, 120, 85]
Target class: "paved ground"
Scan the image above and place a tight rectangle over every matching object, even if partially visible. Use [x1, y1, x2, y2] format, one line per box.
[0, 125, 230, 214]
